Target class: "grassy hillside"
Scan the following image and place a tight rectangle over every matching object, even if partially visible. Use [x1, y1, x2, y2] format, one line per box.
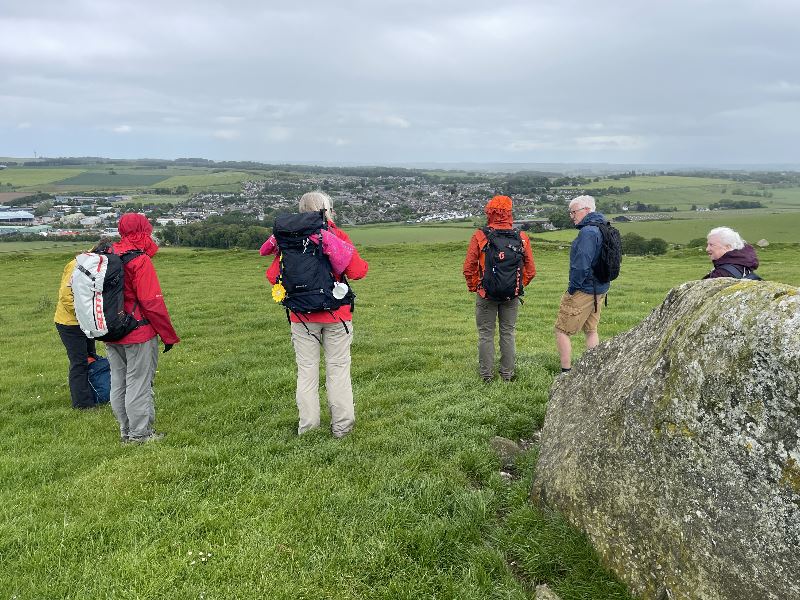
[1, 241, 798, 598]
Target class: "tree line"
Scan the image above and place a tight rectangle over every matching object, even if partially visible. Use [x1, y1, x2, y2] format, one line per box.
[159, 217, 269, 250]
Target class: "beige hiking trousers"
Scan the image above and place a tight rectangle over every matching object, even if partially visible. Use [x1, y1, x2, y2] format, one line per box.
[290, 321, 355, 438]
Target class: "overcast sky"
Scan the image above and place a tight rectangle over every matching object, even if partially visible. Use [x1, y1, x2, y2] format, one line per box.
[2, 0, 799, 166]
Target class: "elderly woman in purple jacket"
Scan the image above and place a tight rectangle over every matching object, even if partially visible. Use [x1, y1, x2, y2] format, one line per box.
[703, 226, 760, 279]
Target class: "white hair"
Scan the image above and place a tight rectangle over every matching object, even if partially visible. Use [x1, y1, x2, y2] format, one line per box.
[569, 195, 596, 212]
[298, 191, 335, 221]
[707, 226, 745, 250]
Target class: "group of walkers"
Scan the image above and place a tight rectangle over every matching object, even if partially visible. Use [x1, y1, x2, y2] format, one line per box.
[463, 194, 614, 380]
[53, 191, 761, 443]
[54, 214, 180, 442]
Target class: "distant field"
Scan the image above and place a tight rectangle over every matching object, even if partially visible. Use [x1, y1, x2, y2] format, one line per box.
[621, 185, 795, 211]
[557, 175, 800, 211]
[54, 172, 170, 187]
[0, 240, 88, 253]
[536, 211, 800, 244]
[347, 223, 475, 246]
[156, 171, 255, 190]
[600, 175, 736, 190]
[0, 168, 87, 187]
[0, 192, 32, 204]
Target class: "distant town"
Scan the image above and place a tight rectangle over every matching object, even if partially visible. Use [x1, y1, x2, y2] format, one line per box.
[0, 158, 792, 247]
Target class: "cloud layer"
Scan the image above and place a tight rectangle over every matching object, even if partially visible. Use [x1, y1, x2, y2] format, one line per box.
[1, 0, 799, 164]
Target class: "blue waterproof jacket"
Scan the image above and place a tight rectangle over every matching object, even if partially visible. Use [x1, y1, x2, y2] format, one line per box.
[568, 212, 611, 295]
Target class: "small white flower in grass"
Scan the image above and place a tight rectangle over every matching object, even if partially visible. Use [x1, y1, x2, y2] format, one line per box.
[190, 560, 196, 566]
[188, 551, 193, 556]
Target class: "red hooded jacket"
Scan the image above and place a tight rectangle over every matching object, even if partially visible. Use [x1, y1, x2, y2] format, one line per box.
[107, 214, 180, 345]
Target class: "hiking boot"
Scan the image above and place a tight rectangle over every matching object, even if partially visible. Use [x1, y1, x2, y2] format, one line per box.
[501, 374, 516, 382]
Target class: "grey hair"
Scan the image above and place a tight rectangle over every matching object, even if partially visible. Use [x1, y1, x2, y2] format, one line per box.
[569, 195, 596, 212]
[707, 226, 745, 250]
[298, 191, 335, 221]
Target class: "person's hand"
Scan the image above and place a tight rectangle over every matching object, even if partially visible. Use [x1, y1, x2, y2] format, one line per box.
[163, 343, 174, 353]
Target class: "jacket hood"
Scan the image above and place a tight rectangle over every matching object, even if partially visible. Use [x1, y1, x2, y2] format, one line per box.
[486, 209, 514, 228]
[485, 195, 514, 228]
[713, 244, 759, 270]
[576, 211, 607, 228]
[116, 213, 158, 257]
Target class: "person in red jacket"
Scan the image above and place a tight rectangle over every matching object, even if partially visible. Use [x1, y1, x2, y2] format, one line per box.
[107, 213, 180, 443]
[463, 195, 536, 382]
[266, 192, 368, 438]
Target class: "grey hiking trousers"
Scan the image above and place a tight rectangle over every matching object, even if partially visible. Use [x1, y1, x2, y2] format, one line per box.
[107, 336, 159, 440]
[475, 295, 520, 380]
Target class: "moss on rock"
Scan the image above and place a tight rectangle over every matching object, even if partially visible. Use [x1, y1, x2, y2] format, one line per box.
[532, 279, 800, 600]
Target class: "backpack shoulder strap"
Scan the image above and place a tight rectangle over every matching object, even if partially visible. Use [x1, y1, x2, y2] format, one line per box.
[719, 264, 743, 278]
[120, 250, 144, 265]
[477, 228, 490, 250]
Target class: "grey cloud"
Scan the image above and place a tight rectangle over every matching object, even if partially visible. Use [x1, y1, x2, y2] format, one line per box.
[1, 0, 798, 163]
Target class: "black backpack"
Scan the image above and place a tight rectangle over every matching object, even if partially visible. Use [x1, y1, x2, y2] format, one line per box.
[592, 221, 622, 284]
[72, 250, 149, 341]
[718, 264, 763, 280]
[480, 227, 525, 301]
[273, 211, 354, 315]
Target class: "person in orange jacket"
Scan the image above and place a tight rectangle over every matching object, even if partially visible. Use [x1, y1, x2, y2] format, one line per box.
[106, 213, 180, 443]
[463, 195, 535, 382]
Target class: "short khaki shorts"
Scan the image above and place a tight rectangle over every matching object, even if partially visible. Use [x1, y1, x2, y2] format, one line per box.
[554, 290, 605, 335]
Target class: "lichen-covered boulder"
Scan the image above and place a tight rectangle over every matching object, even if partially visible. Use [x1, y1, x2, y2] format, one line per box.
[532, 279, 800, 600]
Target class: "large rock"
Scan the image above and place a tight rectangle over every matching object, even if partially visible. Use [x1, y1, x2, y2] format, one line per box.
[532, 279, 800, 600]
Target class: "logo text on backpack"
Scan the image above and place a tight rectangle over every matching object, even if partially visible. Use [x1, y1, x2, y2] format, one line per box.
[94, 293, 105, 329]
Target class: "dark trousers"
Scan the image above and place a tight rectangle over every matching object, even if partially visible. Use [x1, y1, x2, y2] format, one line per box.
[56, 323, 97, 408]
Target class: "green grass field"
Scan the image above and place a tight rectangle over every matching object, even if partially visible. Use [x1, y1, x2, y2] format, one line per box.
[54, 172, 172, 187]
[1, 239, 798, 599]
[0, 240, 89, 253]
[346, 222, 475, 245]
[0, 167, 87, 187]
[558, 175, 800, 211]
[156, 171, 256, 190]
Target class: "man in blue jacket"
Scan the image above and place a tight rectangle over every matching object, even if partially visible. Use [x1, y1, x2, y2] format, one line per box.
[555, 195, 610, 373]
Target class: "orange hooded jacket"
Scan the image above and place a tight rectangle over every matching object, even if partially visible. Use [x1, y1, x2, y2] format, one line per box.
[463, 196, 536, 297]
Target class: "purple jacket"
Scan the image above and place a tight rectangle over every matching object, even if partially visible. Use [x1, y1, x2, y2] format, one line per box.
[704, 244, 760, 279]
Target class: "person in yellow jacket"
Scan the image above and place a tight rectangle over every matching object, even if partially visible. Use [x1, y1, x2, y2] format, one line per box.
[54, 245, 105, 409]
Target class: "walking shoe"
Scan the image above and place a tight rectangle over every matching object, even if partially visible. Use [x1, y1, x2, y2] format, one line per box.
[125, 432, 165, 444]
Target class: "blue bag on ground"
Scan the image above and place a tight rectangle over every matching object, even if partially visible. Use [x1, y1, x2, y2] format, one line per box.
[88, 356, 111, 404]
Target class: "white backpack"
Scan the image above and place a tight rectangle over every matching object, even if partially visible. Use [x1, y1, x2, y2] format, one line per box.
[71, 251, 147, 340]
